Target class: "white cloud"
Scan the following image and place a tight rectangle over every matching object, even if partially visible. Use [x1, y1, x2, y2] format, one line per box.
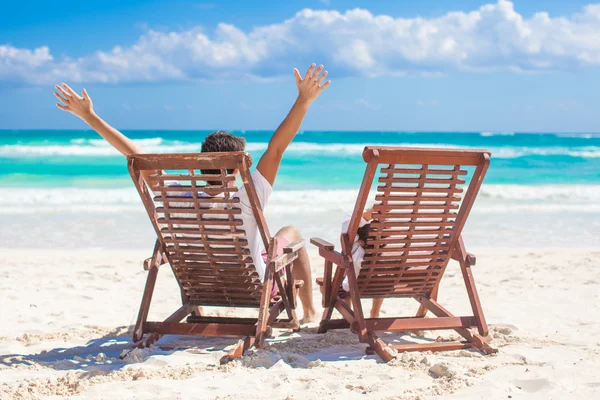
[3, 1, 600, 85]
[355, 98, 380, 110]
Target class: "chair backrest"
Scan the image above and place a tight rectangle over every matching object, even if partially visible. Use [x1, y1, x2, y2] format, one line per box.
[127, 152, 270, 308]
[344, 147, 490, 298]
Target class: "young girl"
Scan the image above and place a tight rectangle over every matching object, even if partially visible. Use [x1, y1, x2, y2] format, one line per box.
[341, 207, 384, 318]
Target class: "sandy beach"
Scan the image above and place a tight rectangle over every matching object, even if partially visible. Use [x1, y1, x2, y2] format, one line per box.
[1, 247, 599, 399]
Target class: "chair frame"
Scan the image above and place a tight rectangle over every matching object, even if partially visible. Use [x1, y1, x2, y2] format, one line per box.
[311, 146, 497, 361]
[127, 152, 303, 363]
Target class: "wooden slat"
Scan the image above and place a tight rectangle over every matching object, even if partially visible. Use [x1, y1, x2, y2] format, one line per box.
[363, 253, 446, 261]
[170, 254, 251, 262]
[366, 237, 451, 245]
[154, 195, 241, 204]
[163, 237, 248, 246]
[379, 177, 466, 184]
[370, 221, 455, 229]
[157, 217, 243, 226]
[376, 194, 461, 202]
[152, 185, 239, 193]
[150, 173, 237, 182]
[374, 204, 459, 211]
[166, 247, 250, 255]
[367, 229, 452, 237]
[364, 245, 450, 253]
[157, 206, 242, 215]
[365, 316, 476, 332]
[144, 321, 256, 337]
[182, 282, 263, 290]
[378, 186, 464, 194]
[161, 227, 246, 236]
[363, 146, 489, 166]
[373, 212, 458, 219]
[359, 261, 444, 268]
[380, 167, 468, 176]
[129, 152, 249, 171]
[357, 268, 442, 277]
[391, 342, 473, 353]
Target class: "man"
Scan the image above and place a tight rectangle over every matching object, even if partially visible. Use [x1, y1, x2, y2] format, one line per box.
[54, 63, 331, 323]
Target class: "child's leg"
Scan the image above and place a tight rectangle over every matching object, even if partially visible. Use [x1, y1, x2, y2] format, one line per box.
[370, 298, 383, 318]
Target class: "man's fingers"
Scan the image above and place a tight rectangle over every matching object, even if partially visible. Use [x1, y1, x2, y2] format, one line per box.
[312, 65, 324, 80]
[62, 83, 81, 99]
[82, 88, 90, 100]
[293, 68, 302, 85]
[56, 102, 69, 111]
[317, 70, 328, 84]
[54, 92, 69, 104]
[304, 63, 316, 80]
[319, 80, 331, 90]
[55, 85, 71, 98]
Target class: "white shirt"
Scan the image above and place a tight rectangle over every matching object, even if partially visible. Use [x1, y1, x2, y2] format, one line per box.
[163, 169, 272, 281]
[234, 170, 272, 280]
[340, 213, 369, 291]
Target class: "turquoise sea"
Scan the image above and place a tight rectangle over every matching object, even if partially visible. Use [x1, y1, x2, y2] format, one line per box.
[1, 130, 600, 188]
[1, 130, 599, 249]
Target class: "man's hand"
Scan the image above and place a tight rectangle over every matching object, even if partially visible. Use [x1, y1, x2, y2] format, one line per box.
[54, 83, 94, 121]
[293, 64, 331, 106]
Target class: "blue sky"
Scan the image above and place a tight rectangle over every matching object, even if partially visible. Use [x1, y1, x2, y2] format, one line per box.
[2, 0, 600, 132]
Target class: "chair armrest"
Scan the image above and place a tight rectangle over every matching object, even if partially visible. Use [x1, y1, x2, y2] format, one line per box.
[283, 239, 305, 254]
[310, 237, 334, 251]
[143, 241, 168, 270]
[270, 252, 298, 273]
[451, 252, 476, 265]
[310, 237, 347, 267]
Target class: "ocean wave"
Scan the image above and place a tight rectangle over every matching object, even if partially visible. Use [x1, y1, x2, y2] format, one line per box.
[1, 185, 598, 214]
[480, 131, 515, 137]
[2, 138, 600, 159]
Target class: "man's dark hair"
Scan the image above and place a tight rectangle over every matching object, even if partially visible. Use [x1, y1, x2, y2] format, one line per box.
[201, 131, 246, 183]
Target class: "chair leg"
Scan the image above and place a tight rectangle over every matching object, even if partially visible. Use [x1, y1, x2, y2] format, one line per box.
[318, 266, 345, 333]
[416, 285, 438, 318]
[417, 296, 497, 355]
[459, 260, 489, 336]
[346, 263, 367, 342]
[131, 304, 195, 350]
[256, 266, 274, 348]
[220, 336, 255, 365]
[133, 266, 159, 342]
[365, 332, 396, 362]
[275, 270, 296, 327]
[191, 306, 203, 317]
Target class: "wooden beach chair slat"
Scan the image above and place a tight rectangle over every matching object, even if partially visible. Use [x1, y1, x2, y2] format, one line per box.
[311, 146, 496, 361]
[126, 152, 303, 363]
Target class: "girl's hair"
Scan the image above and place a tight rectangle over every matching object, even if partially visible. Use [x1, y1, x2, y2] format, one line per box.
[357, 223, 371, 246]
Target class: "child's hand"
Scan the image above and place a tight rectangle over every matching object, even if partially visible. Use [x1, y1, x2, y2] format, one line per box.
[293, 64, 331, 106]
[363, 207, 375, 221]
[54, 83, 95, 121]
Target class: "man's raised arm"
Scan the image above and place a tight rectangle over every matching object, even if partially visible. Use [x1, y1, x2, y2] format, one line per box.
[54, 83, 143, 156]
[256, 64, 330, 186]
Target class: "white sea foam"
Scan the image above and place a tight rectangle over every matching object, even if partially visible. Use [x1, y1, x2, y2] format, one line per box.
[480, 131, 515, 137]
[1, 185, 599, 214]
[0, 141, 459, 156]
[3, 139, 600, 159]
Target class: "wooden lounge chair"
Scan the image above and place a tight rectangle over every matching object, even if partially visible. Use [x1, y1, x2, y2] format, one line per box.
[311, 146, 497, 361]
[127, 152, 303, 364]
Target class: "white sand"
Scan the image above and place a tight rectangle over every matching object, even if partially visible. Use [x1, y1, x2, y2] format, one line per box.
[1, 247, 599, 399]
